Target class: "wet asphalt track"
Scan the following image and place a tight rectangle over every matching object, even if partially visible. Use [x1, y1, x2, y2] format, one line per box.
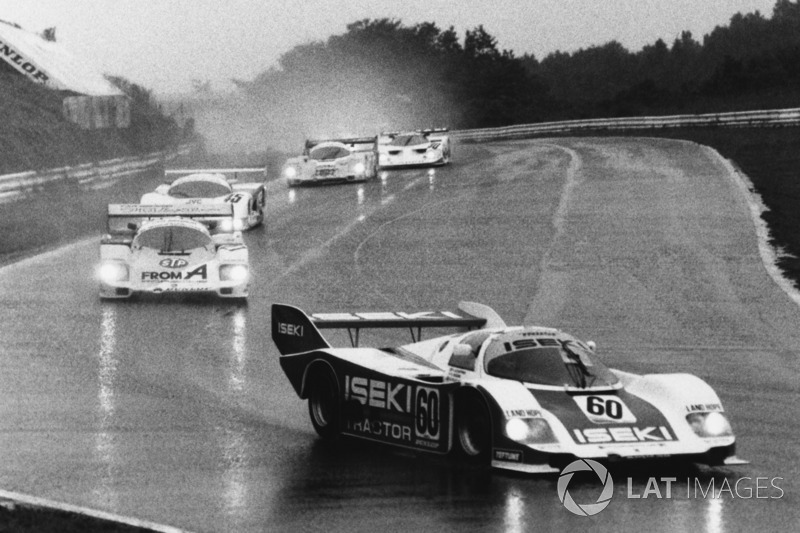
[0, 138, 798, 532]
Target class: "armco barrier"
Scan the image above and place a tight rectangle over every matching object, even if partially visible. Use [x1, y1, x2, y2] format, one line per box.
[0, 145, 193, 197]
[450, 107, 800, 142]
[3, 106, 799, 193]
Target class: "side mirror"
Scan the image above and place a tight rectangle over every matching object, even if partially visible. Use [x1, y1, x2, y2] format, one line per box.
[586, 341, 597, 352]
[127, 222, 138, 231]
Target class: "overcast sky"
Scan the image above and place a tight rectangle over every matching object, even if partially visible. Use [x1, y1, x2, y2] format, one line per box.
[1, 0, 781, 95]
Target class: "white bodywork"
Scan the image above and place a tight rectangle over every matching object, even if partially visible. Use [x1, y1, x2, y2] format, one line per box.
[378, 129, 451, 168]
[308, 302, 743, 473]
[283, 139, 378, 186]
[141, 169, 267, 230]
[98, 204, 249, 299]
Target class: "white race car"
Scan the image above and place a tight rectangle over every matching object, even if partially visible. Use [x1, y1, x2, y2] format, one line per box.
[141, 168, 267, 231]
[282, 137, 378, 187]
[272, 301, 747, 474]
[378, 128, 451, 169]
[98, 204, 249, 300]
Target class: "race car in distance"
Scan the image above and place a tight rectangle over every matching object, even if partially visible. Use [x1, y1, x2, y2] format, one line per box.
[377, 128, 451, 169]
[141, 168, 267, 231]
[271, 302, 746, 474]
[282, 137, 379, 187]
[98, 204, 249, 300]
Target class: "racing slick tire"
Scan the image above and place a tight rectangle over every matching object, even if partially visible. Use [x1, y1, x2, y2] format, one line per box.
[454, 390, 492, 463]
[306, 366, 341, 440]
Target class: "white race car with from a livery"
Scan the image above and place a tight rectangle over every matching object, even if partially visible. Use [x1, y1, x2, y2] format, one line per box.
[282, 137, 378, 187]
[98, 204, 249, 300]
[271, 302, 747, 474]
[141, 168, 267, 231]
[377, 128, 451, 169]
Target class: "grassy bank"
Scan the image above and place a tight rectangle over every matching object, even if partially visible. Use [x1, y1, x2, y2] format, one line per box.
[0, 72, 182, 174]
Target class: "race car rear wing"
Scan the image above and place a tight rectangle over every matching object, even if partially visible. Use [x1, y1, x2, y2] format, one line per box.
[380, 128, 449, 137]
[165, 168, 267, 182]
[106, 203, 235, 235]
[304, 136, 378, 153]
[271, 303, 489, 354]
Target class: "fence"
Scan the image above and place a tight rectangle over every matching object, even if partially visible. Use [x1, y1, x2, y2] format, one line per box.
[450, 107, 800, 142]
[0, 146, 192, 202]
[3, 106, 800, 196]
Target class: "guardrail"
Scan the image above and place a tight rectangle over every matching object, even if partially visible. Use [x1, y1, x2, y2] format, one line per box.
[3, 106, 799, 196]
[0, 145, 193, 201]
[450, 107, 800, 142]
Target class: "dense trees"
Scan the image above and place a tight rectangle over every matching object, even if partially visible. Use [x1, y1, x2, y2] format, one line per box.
[235, 18, 546, 134]
[236, 1, 800, 133]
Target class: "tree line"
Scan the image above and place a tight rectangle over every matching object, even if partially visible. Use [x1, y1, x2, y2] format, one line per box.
[233, 0, 800, 133]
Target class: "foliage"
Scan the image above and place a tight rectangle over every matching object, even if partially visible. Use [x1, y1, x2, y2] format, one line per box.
[235, 18, 547, 133]
[523, 0, 800, 119]
[0, 70, 183, 174]
[107, 75, 182, 152]
[236, 1, 800, 132]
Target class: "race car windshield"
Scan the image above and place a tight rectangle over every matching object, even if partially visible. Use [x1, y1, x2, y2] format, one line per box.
[483, 340, 618, 388]
[388, 135, 427, 147]
[136, 226, 211, 252]
[310, 146, 350, 161]
[168, 181, 230, 198]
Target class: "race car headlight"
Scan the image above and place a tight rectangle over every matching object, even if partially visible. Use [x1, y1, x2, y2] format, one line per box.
[220, 264, 249, 282]
[219, 219, 235, 232]
[283, 166, 297, 178]
[505, 417, 557, 445]
[687, 412, 732, 438]
[353, 162, 366, 174]
[98, 261, 129, 283]
[233, 218, 245, 231]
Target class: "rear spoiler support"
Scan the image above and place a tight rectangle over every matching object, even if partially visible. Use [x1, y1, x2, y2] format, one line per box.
[311, 310, 486, 347]
[272, 303, 494, 354]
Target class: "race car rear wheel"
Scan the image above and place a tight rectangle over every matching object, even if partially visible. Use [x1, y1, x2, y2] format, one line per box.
[307, 367, 340, 440]
[455, 391, 492, 462]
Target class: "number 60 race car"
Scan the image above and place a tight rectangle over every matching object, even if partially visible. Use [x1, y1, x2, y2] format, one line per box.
[98, 204, 249, 300]
[271, 302, 747, 474]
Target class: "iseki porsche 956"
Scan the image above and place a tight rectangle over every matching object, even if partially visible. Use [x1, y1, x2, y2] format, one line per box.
[271, 302, 746, 473]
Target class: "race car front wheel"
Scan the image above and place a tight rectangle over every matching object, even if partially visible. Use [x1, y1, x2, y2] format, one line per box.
[455, 391, 491, 462]
[307, 366, 340, 440]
